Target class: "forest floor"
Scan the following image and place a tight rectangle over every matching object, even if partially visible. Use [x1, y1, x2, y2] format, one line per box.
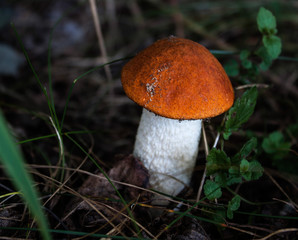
[0, 0, 297, 239]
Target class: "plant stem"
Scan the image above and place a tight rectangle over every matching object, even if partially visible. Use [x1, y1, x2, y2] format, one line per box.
[196, 121, 209, 202]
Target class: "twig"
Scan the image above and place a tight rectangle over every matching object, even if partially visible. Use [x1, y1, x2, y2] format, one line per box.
[89, 0, 113, 96]
[256, 228, 298, 240]
[212, 132, 220, 149]
[235, 83, 270, 90]
[196, 121, 209, 202]
[222, 223, 261, 238]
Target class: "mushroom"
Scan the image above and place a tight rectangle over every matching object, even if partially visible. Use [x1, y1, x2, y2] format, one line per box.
[121, 36, 234, 199]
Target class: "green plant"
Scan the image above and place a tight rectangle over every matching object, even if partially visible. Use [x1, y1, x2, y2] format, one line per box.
[224, 7, 282, 82]
[256, 7, 282, 69]
[204, 88, 263, 219]
[262, 131, 291, 160]
[262, 129, 297, 174]
[203, 7, 283, 220]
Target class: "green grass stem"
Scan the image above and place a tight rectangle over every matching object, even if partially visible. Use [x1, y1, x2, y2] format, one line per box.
[0, 111, 52, 240]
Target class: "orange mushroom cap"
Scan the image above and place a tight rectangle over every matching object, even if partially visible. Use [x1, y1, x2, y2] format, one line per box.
[121, 37, 234, 120]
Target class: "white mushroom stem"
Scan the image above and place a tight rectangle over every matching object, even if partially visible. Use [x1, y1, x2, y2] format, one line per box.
[133, 109, 202, 197]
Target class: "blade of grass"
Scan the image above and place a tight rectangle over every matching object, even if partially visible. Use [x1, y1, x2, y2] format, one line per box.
[12, 22, 68, 182]
[48, 116, 65, 182]
[47, 19, 66, 179]
[0, 111, 52, 240]
[18, 134, 57, 144]
[17, 130, 94, 145]
[11, 23, 66, 179]
[0, 191, 21, 199]
[47, 16, 64, 123]
[11, 23, 57, 128]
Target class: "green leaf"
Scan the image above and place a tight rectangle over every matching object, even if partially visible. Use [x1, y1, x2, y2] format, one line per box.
[259, 61, 270, 71]
[262, 131, 291, 160]
[224, 87, 258, 140]
[215, 173, 228, 187]
[240, 159, 252, 180]
[226, 176, 243, 186]
[240, 159, 250, 173]
[0, 111, 52, 240]
[263, 35, 282, 59]
[227, 166, 243, 185]
[262, 131, 295, 174]
[255, 8, 282, 69]
[228, 165, 239, 175]
[204, 180, 222, 201]
[262, 131, 283, 154]
[242, 59, 253, 69]
[227, 195, 241, 219]
[240, 50, 250, 61]
[249, 160, 264, 180]
[239, 137, 257, 157]
[224, 59, 239, 77]
[232, 137, 257, 163]
[239, 50, 253, 69]
[206, 149, 231, 175]
[257, 7, 277, 35]
[256, 46, 273, 71]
